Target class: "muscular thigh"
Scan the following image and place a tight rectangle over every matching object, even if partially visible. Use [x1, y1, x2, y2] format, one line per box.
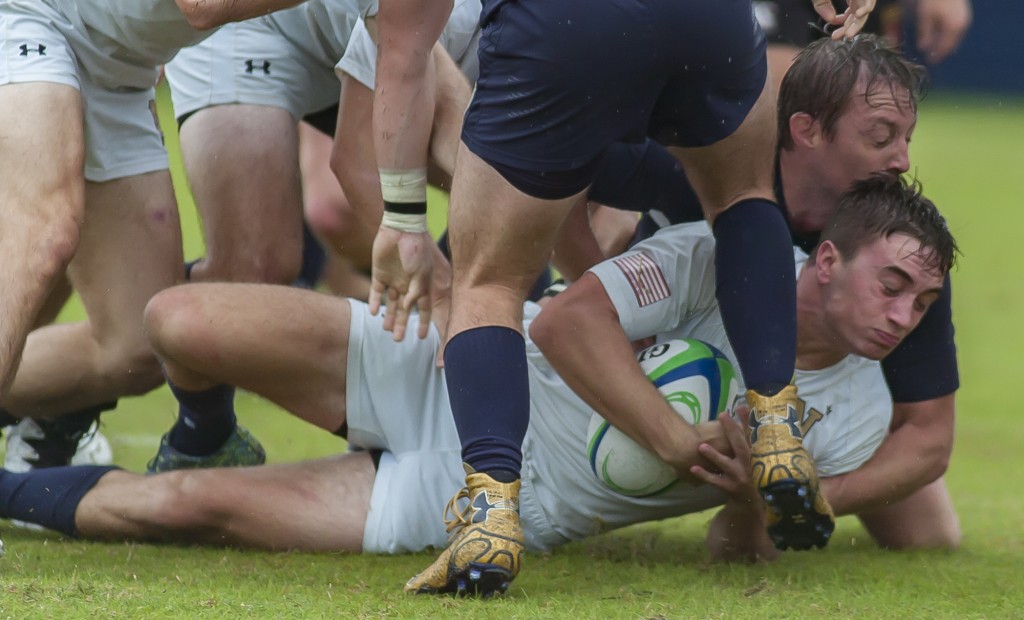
[0, 6, 84, 205]
[179, 104, 303, 268]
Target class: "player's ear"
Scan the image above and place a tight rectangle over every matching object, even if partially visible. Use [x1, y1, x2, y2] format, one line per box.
[815, 240, 840, 283]
[789, 112, 822, 149]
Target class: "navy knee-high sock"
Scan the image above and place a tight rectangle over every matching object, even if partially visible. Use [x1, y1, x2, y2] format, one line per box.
[713, 199, 796, 396]
[0, 465, 118, 536]
[166, 382, 237, 456]
[444, 326, 529, 482]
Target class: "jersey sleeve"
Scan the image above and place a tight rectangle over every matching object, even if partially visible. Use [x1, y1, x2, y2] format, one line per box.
[882, 275, 959, 403]
[588, 223, 717, 341]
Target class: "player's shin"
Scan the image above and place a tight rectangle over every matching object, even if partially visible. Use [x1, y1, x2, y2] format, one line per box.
[405, 326, 528, 596]
[712, 199, 833, 549]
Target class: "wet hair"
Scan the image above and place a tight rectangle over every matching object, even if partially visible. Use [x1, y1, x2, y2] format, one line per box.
[778, 34, 927, 150]
[819, 174, 958, 275]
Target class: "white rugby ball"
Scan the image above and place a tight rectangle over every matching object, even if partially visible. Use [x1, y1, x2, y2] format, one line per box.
[586, 339, 739, 497]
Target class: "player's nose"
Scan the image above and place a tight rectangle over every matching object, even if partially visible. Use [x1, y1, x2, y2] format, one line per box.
[889, 142, 910, 174]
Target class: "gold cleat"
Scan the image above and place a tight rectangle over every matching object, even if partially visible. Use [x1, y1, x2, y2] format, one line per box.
[405, 465, 525, 597]
[747, 385, 835, 550]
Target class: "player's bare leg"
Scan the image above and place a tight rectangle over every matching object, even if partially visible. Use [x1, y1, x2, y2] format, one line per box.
[7, 451, 372, 551]
[405, 144, 581, 597]
[671, 78, 833, 550]
[858, 477, 961, 550]
[180, 105, 304, 284]
[2, 171, 181, 417]
[0, 83, 84, 396]
[146, 283, 353, 430]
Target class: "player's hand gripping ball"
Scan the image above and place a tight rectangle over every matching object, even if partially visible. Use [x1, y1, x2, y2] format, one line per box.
[587, 339, 740, 496]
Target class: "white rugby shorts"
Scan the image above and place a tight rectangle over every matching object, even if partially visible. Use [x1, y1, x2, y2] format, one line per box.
[346, 299, 724, 554]
[166, 19, 340, 122]
[345, 300, 562, 554]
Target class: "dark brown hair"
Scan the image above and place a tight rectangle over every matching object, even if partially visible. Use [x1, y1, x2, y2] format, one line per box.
[778, 35, 927, 150]
[820, 174, 958, 275]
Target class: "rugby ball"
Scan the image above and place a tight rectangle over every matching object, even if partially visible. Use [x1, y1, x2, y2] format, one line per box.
[586, 339, 739, 497]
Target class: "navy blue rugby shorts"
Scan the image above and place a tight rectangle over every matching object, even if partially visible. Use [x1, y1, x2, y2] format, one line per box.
[462, 0, 768, 199]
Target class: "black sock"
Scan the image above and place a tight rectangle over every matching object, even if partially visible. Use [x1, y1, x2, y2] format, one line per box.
[713, 199, 796, 397]
[0, 465, 118, 536]
[444, 327, 528, 481]
[166, 382, 237, 457]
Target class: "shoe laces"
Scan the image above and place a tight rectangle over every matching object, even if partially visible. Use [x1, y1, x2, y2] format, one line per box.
[441, 486, 475, 539]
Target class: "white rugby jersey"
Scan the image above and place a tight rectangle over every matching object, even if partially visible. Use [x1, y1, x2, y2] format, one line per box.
[588, 221, 892, 476]
[520, 222, 892, 545]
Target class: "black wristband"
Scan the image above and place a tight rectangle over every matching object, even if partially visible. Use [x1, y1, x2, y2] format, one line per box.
[383, 200, 428, 215]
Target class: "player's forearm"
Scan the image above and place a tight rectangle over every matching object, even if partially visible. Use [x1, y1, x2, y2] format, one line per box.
[372, 0, 452, 172]
[331, 80, 386, 234]
[821, 394, 954, 516]
[531, 278, 706, 471]
[175, 0, 306, 30]
[706, 502, 779, 563]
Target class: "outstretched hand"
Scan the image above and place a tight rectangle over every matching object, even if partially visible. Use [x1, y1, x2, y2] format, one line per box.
[369, 227, 435, 341]
[812, 0, 877, 40]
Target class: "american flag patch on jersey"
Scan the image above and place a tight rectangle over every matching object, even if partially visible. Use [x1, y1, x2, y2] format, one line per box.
[612, 252, 670, 307]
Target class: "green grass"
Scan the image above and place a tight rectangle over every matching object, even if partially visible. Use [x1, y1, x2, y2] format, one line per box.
[2, 89, 1023, 618]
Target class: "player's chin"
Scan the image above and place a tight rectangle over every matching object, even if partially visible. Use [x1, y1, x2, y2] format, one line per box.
[856, 338, 895, 361]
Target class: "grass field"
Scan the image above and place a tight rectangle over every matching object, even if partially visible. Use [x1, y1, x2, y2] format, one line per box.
[1, 89, 1023, 618]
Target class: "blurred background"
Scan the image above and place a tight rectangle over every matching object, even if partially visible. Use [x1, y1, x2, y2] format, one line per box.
[923, 0, 1022, 95]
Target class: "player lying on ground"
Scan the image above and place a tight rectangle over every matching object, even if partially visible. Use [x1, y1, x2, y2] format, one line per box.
[0, 177, 955, 578]
[585, 34, 960, 550]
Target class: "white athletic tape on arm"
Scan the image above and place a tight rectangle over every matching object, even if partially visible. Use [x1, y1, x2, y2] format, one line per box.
[380, 211, 429, 234]
[380, 167, 428, 205]
[379, 168, 429, 233]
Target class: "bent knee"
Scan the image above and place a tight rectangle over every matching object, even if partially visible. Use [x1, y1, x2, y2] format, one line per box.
[145, 285, 221, 359]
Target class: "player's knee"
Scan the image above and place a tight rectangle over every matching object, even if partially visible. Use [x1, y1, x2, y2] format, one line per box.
[144, 285, 218, 362]
[33, 207, 82, 284]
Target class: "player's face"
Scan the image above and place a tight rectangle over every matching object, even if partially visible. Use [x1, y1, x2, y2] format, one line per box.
[824, 233, 944, 360]
[819, 78, 916, 195]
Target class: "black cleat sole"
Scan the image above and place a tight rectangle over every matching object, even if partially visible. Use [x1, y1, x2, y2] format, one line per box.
[414, 563, 513, 598]
[761, 479, 834, 551]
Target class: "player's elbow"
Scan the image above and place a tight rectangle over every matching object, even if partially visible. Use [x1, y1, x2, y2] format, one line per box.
[529, 297, 584, 361]
[174, 0, 224, 30]
[527, 307, 559, 355]
[921, 448, 951, 486]
[916, 429, 954, 485]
